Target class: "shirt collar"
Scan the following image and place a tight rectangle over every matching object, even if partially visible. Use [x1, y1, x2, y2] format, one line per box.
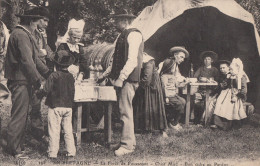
[17, 25, 33, 34]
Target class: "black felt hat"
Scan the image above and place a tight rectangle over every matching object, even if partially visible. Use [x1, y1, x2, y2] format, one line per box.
[52, 50, 75, 67]
[15, 7, 45, 19]
[199, 51, 218, 62]
[109, 8, 136, 19]
[218, 60, 231, 66]
[36, 7, 50, 19]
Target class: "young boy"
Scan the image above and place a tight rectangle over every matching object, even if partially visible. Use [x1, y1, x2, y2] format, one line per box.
[37, 50, 76, 159]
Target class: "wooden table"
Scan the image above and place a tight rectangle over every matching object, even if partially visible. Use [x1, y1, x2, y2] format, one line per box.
[74, 85, 117, 146]
[185, 82, 218, 126]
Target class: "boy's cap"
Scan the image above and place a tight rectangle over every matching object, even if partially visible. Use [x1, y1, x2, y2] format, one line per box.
[52, 50, 75, 67]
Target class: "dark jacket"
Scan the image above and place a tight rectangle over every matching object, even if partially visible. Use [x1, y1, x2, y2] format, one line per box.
[109, 28, 143, 82]
[37, 70, 75, 108]
[34, 29, 54, 70]
[4, 26, 50, 85]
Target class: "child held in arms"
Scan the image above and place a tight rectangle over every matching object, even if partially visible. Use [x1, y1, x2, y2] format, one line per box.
[36, 50, 76, 159]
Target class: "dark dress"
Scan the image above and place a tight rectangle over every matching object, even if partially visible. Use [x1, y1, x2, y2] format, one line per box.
[56, 43, 88, 78]
[194, 66, 219, 80]
[134, 59, 167, 131]
[193, 66, 219, 124]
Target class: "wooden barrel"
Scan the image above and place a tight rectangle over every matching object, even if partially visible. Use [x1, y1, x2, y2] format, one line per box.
[82, 43, 115, 75]
[80, 43, 117, 126]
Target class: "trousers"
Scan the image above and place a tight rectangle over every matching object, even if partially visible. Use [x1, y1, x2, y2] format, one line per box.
[48, 107, 76, 157]
[7, 84, 30, 155]
[118, 82, 139, 150]
[30, 92, 45, 140]
[166, 95, 186, 125]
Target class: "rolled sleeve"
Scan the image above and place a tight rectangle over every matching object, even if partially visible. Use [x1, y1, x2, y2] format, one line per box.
[119, 31, 142, 81]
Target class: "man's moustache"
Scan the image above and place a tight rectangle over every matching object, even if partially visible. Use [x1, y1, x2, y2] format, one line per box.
[38, 28, 45, 32]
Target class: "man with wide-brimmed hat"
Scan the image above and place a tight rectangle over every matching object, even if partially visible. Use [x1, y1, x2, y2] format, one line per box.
[33, 6, 53, 66]
[4, 7, 51, 158]
[107, 8, 143, 156]
[29, 6, 54, 143]
[158, 46, 189, 131]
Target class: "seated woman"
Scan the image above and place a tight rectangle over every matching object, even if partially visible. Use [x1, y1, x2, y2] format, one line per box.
[133, 53, 167, 137]
[212, 58, 249, 130]
[207, 60, 231, 124]
[193, 51, 219, 124]
[56, 19, 86, 80]
[194, 51, 219, 81]
[159, 46, 189, 131]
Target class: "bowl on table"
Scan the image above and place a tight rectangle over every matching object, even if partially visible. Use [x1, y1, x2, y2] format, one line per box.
[189, 78, 198, 83]
[199, 77, 207, 83]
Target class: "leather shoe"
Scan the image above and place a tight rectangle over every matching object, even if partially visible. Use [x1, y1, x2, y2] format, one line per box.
[15, 152, 29, 159]
[114, 147, 134, 156]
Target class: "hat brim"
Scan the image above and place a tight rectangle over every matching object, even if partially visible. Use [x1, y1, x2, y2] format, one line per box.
[15, 14, 45, 19]
[53, 59, 75, 67]
[200, 51, 218, 62]
[169, 47, 189, 58]
[51, 55, 75, 67]
[217, 60, 231, 65]
[109, 14, 136, 19]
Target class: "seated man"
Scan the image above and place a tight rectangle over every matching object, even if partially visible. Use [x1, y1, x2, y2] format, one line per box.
[159, 46, 189, 130]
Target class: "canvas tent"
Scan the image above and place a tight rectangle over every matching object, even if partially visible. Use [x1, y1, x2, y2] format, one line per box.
[131, 0, 260, 111]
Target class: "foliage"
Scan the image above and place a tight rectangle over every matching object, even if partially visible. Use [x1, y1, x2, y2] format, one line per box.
[46, 0, 157, 47]
[0, 0, 259, 48]
[235, 0, 260, 31]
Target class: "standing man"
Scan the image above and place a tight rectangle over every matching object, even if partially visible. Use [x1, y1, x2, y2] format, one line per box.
[31, 6, 54, 142]
[33, 6, 54, 70]
[4, 8, 51, 158]
[109, 9, 143, 156]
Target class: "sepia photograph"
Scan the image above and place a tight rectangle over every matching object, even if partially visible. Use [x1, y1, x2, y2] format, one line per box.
[0, 0, 259, 165]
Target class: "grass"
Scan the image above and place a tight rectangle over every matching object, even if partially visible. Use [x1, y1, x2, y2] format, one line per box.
[0, 98, 260, 166]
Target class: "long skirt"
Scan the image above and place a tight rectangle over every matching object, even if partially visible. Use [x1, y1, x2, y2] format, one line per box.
[213, 89, 247, 130]
[133, 75, 167, 131]
[213, 89, 247, 120]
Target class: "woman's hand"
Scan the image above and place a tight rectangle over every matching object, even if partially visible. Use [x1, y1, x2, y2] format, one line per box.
[231, 95, 237, 103]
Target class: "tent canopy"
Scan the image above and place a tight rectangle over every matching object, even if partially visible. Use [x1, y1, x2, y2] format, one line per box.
[131, 0, 260, 108]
